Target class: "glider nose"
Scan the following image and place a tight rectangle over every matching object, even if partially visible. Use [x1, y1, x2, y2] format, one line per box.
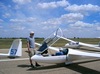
[31, 55, 37, 61]
[31, 54, 41, 61]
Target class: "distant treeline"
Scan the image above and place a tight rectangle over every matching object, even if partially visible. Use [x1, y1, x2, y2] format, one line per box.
[0, 37, 44, 39]
[0, 37, 100, 49]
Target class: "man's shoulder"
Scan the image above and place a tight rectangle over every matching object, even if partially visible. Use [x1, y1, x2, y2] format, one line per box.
[27, 37, 34, 40]
[27, 37, 31, 41]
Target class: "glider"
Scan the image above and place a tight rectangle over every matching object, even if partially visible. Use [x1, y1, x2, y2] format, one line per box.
[31, 28, 100, 65]
[59, 36, 100, 51]
[0, 39, 22, 57]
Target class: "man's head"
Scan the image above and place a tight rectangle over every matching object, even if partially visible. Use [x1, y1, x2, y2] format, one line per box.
[30, 31, 34, 37]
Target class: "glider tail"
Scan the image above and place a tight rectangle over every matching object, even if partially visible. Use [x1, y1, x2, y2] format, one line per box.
[8, 39, 22, 57]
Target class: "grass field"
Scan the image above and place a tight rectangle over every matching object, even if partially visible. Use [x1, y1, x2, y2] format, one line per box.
[0, 38, 100, 49]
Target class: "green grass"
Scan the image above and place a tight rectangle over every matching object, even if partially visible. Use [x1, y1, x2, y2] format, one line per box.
[0, 38, 14, 49]
[0, 38, 44, 49]
[0, 38, 100, 49]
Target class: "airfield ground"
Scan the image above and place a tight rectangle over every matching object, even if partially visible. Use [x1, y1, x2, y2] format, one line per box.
[0, 48, 100, 74]
[0, 38, 100, 74]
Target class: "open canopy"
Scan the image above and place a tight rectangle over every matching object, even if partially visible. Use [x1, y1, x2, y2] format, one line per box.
[37, 28, 63, 53]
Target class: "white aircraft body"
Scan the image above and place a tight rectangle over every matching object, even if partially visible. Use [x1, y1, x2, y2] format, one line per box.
[0, 39, 22, 57]
[31, 28, 100, 65]
[31, 48, 100, 64]
[60, 36, 100, 51]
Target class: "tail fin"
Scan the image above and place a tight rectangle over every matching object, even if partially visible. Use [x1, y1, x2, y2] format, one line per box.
[8, 39, 22, 57]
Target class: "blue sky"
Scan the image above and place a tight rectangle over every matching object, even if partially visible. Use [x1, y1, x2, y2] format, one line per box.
[0, 0, 100, 38]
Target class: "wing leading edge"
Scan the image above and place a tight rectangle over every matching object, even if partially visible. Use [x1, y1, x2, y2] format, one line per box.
[69, 48, 100, 58]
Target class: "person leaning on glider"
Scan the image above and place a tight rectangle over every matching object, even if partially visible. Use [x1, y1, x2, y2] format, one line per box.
[27, 31, 40, 67]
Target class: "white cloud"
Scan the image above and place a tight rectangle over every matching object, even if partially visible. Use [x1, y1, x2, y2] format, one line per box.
[10, 19, 25, 22]
[0, 2, 12, 14]
[96, 23, 100, 30]
[37, 0, 69, 9]
[0, 0, 100, 38]
[26, 17, 36, 22]
[13, 0, 31, 5]
[42, 13, 84, 25]
[3, 13, 11, 18]
[97, 27, 100, 30]
[42, 18, 61, 25]
[9, 17, 36, 23]
[11, 25, 25, 30]
[70, 21, 93, 28]
[0, 19, 4, 22]
[65, 4, 100, 13]
[14, 5, 20, 9]
[60, 13, 84, 23]
[0, 26, 3, 29]
[56, 0, 70, 7]
[39, 13, 84, 34]
[62, 21, 100, 38]
[42, 25, 57, 30]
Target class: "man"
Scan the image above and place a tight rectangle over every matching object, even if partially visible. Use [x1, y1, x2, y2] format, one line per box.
[27, 31, 40, 67]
